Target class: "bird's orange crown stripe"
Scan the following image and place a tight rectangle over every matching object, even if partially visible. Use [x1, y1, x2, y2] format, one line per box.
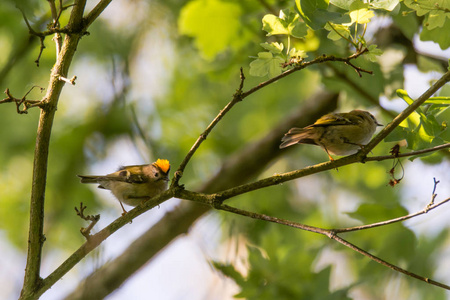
[155, 159, 170, 173]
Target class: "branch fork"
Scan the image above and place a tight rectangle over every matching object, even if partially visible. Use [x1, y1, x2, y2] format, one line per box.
[75, 202, 100, 240]
[0, 88, 46, 114]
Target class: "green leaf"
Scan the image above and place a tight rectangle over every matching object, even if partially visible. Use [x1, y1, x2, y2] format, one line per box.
[178, 0, 242, 59]
[295, 0, 347, 30]
[366, 44, 383, 62]
[392, 3, 420, 39]
[324, 22, 351, 41]
[330, 0, 357, 10]
[347, 203, 408, 224]
[260, 42, 284, 54]
[212, 261, 245, 285]
[405, 0, 450, 33]
[288, 48, 307, 59]
[396, 89, 426, 117]
[249, 52, 285, 78]
[262, 9, 307, 38]
[369, 0, 400, 11]
[388, 89, 448, 155]
[349, 1, 374, 24]
[422, 97, 450, 104]
[420, 18, 450, 50]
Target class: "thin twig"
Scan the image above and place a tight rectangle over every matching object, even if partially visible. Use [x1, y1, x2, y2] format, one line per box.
[208, 197, 450, 290]
[58, 75, 77, 85]
[75, 202, 100, 239]
[330, 234, 450, 290]
[171, 68, 246, 187]
[241, 49, 370, 99]
[1, 88, 45, 114]
[84, 0, 114, 28]
[361, 70, 450, 157]
[429, 177, 440, 207]
[325, 62, 396, 118]
[364, 143, 450, 162]
[172, 50, 372, 185]
[334, 197, 450, 233]
[213, 143, 450, 203]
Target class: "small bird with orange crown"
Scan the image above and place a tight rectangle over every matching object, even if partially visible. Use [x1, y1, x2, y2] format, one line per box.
[78, 159, 170, 214]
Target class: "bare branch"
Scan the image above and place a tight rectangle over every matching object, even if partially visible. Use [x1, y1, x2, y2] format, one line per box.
[58, 75, 77, 85]
[365, 143, 450, 162]
[361, 70, 450, 156]
[213, 142, 450, 203]
[334, 198, 450, 233]
[62, 92, 340, 299]
[241, 49, 371, 99]
[74, 203, 100, 240]
[330, 234, 450, 290]
[20, 1, 89, 298]
[84, 0, 114, 28]
[39, 190, 174, 299]
[1, 87, 45, 114]
[206, 196, 450, 290]
[172, 68, 246, 187]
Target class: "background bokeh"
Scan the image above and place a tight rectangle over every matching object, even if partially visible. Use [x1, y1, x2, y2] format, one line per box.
[1, 0, 450, 299]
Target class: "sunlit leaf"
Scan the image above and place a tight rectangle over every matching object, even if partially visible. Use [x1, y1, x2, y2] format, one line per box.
[178, 0, 242, 59]
[260, 42, 284, 54]
[262, 9, 308, 38]
[249, 52, 284, 78]
[370, 0, 400, 11]
[366, 44, 383, 62]
[295, 0, 347, 30]
[349, 1, 374, 24]
[324, 22, 351, 40]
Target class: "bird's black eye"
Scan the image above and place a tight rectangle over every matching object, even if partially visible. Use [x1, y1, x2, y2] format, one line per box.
[119, 170, 128, 177]
[154, 172, 159, 177]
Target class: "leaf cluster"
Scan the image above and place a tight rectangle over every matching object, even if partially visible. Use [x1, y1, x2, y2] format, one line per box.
[386, 89, 450, 161]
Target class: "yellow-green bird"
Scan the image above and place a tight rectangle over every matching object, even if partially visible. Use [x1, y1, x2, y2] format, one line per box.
[78, 159, 170, 214]
[280, 110, 382, 160]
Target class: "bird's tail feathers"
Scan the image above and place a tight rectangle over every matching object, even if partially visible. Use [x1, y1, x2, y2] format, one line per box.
[78, 175, 102, 184]
[280, 128, 316, 149]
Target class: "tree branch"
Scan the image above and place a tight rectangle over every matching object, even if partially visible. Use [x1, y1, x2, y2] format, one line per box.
[172, 49, 371, 186]
[20, 1, 89, 299]
[63, 91, 340, 299]
[61, 68, 450, 297]
[0, 87, 45, 114]
[84, 0, 114, 28]
[172, 68, 246, 186]
[241, 49, 370, 99]
[360, 70, 450, 156]
[37, 190, 174, 299]
[204, 195, 450, 290]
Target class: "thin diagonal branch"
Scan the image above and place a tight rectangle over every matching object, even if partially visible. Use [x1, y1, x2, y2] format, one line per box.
[63, 91, 339, 300]
[84, 0, 114, 28]
[334, 198, 450, 233]
[39, 190, 174, 299]
[241, 49, 370, 99]
[206, 197, 450, 290]
[365, 143, 450, 162]
[214, 141, 449, 202]
[330, 234, 450, 290]
[172, 68, 246, 187]
[172, 50, 372, 185]
[361, 70, 450, 156]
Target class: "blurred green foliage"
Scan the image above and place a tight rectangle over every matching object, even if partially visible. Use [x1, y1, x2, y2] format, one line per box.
[0, 0, 449, 299]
